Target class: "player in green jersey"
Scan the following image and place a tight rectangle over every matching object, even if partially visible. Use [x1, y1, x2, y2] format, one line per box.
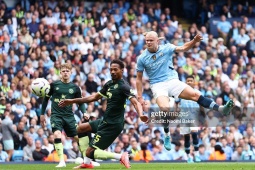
[40, 63, 99, 168]
[59, 59, 148, 169]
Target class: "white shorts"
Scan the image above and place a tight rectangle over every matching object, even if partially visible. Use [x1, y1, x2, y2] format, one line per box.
[150, 79, 188, 99]
[180, 127, 199, 135]
[3, 140, 14, 150]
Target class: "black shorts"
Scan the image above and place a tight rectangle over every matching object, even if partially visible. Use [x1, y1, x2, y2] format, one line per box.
[51, 115, 77, 137]
[89, 119, 123, 150]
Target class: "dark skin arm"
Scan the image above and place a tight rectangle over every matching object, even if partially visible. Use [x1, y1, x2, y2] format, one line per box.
[59, 93, 148, 122]
[130, 97, 148, 123]
[58, 93, 102, 107]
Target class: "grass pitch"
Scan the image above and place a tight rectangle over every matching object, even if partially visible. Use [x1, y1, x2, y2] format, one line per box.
[0, 162, 255, 170]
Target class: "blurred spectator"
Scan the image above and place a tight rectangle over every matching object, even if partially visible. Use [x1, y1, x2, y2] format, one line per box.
[217, 15, 232, 45]
[133, 143, 153, 163]
[35, 128, 47, 144]
[85, 73, 98, 94]
[209, 144, 226, 160]
[44, 149, 67, 162]
[67, 141, 81, 159]
[152, 144, 170, 160]
[23, 136, 35, 161]
[231, 146, 243, 160]
[0, 0, 254, 163]
[32, 140, 49, 161]
[246, 32, 255, 58]
[221, 137, 233, 160]
[1, 109, 18, 161]
[42, 137, 54, 154]
[197, 144, 210, 160]
[0, 143, 9, 162]
[0, 96, 6, 115]
[169, 141, 187, 160]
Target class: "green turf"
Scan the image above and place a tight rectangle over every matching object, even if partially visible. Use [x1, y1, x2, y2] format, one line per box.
[1, 162, 255, 170]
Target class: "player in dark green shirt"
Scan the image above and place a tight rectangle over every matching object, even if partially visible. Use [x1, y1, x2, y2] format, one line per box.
[40, 63, 99, 168]
[59, 59, 148, 169]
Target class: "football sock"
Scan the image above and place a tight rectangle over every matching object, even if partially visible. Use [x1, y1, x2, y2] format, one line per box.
[78, 135, 89, 156]
[184, 135, 190, 154]
[164, 127, 170, 136]
[197, 95, 220, 111]
[54, 138, 64, 161]
[78, 134, 90, 164]
[192, 132, 199, 152]
[94, 149, 121, 160]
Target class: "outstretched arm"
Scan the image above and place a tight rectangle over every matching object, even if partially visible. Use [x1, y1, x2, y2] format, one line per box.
[136, 71, 144, 99]
[59, 93, 102, 107]
[130, 97, 148, 123]
[175, 34, 203, 53]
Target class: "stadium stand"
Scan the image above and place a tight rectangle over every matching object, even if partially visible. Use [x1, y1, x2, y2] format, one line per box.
[0, 0, 254, 163]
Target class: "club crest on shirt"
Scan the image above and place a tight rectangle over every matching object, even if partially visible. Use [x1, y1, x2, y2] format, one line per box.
[114, 84, 118, 89]
[69, 89, 74, 94]
[56, 87, 59, 90]
[152, 55, 156, 60]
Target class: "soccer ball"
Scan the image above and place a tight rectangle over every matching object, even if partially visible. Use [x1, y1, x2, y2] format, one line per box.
[31, 78, 50, 97]
[75, 157, 83, 164]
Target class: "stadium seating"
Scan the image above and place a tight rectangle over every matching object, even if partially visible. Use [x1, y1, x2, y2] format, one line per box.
[12, 150, 24, 162]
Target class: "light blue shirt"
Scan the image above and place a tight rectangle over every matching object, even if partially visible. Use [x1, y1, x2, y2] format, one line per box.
[0, 151, 8, 162]
[137, 43, 178, 84]
[169, 149, 187, 160]
[222, 145, 233, 160]
[94, 58, 106, 73]
[241, 150, 255, 160]
[217, 21, 232, 33]
[177, 56, 186, 67]
[236, 34, 250, 45]
[198, 150, 211, 160]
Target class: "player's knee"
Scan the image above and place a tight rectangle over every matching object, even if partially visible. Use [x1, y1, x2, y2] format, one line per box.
[192, 91, 201, 101]
[73, 136, 79, 142]
[86, 147, 95, 159]
[53, 130, 62, 138]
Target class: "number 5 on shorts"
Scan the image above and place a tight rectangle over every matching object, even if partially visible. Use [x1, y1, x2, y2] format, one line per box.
[94, 134, 101, 143]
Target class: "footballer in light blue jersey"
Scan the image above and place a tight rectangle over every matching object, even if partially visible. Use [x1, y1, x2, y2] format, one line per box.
[137, 43, 178, 84]
[136, 31, 234, 152]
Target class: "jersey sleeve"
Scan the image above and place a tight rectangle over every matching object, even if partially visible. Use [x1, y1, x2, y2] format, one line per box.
[98, 81, 109, 98]
[74, 85, 82, 98]
[122, 83, 135, 100]
[167, 43, 177, 53]
[47, 83, 54, 96]
[74, 85, 86, 113]
[136, 55, 144, 72]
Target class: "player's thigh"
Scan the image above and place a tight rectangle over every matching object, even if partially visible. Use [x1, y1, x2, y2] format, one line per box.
[190, 127, 199, 132]
[88, 119, 103, 134]
[167, 79, 189, 99]
[150, 81, 169, 101]
[63, 116, 78, 137]
[178, 84, 201, 101]
[50, 115, 64, 133]
[180, 127, 191, 135]
[90, 122, 123, 150]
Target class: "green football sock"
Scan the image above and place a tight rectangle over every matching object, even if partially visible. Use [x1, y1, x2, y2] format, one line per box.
[79, 136, 90, 158]
[94, 149, 121, 160]
[54, 142, 64, 161]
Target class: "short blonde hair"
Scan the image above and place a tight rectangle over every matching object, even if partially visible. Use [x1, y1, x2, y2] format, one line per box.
[143, 31, 165, 40]
[60, 63, 72, 70]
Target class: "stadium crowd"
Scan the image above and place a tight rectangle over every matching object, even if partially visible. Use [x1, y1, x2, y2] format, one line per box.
[0, 0, 255, 163]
